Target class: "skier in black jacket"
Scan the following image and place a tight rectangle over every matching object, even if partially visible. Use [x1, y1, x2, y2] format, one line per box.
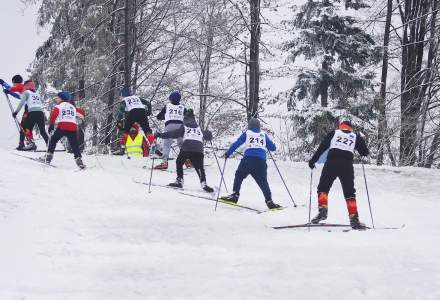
[154, 109, 214, 193]
[308, 121, 369, 229]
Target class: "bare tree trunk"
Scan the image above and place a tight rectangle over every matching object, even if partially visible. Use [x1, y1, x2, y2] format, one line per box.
[400, 0, 429, 166]
[319, 56, 330, 107]
[198, 5, 214, 130]
[426, 128, 440, 168]
[377, 0, 393, 166]
[124, 0, 135, 90]
[248, 0, 260, 120]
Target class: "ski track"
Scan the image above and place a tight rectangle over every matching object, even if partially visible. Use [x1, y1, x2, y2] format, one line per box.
[0, 148, 439, 300]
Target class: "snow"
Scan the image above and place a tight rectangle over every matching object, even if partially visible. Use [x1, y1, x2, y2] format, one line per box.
[0, 145, 439, 299]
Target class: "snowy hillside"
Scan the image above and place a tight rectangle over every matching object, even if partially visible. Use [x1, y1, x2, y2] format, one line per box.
[0, 149, 439, 299]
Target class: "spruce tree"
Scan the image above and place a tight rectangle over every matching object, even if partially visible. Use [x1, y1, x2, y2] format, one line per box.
[284, 0, 380, 108]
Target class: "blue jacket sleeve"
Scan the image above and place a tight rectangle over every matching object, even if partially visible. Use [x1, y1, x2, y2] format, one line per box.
[1, 82, 21, 99]
[265, 134, 276, 151]
[226, 132, 246, 156]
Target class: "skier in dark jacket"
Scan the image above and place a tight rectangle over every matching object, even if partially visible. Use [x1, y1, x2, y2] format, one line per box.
[219, 118, 281, 210]
[308, 120, 369, 229]
[154, 109, 214, 192]
[118, 87, 152, 136]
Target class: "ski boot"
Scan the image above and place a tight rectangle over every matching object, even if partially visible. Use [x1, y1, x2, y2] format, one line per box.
[311, 206, 328, 224]
[201, 181, 214, 193]
[16, 143, 25, 151]
[266, 200, 282, 210]
[219, 192, 239, 204]
[349, 213, 367, 230]
[169, 177, 183, 188]
[75, 157, 86, 169]
[154, 160, 168, 170]
[184, 159, 193, 169]
[39, 152, 53, 164]
[23, 140, 37, 151]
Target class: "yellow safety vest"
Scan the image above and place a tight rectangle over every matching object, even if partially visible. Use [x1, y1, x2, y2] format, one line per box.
[126, 133, 143, 157]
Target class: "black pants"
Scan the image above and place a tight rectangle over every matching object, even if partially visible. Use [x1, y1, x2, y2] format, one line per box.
[176, 151, 206, 182]
[233, 156, 272, 201]
[124, 108, 151, 134]
[19, 112, 29, 145]
[25, 111, 49, 144]
[66, 127, 85, 153]
[317, 159, 356, 199]
[48, 129, 81, 159]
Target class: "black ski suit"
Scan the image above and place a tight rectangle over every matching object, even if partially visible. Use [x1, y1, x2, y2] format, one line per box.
[310, 129, 369, 199]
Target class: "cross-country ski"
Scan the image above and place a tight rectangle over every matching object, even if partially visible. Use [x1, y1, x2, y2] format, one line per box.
[0, 1, 439, 299]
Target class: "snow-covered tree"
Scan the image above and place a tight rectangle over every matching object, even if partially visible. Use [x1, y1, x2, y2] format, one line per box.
[284, 0, 380, 108]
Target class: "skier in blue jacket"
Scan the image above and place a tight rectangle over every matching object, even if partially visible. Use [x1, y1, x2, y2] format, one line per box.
[220, 118, 281, 209]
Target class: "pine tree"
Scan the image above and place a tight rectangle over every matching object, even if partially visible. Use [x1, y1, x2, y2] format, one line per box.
[284, 0, 380, 108]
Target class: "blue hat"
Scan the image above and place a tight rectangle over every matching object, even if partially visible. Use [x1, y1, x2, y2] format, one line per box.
[120, 87, 130, 97]
[57, 91, 71, 102]
[169, 91, 181, 104]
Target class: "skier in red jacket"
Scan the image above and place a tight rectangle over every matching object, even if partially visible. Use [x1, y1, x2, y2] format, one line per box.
[0, 75, 34, 150]
[43, 91, 86, 169]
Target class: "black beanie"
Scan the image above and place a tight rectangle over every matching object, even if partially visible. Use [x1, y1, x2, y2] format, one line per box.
[12, 75, 23, 84]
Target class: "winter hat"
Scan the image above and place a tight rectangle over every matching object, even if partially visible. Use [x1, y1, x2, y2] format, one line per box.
[23, 80, 36, 92]
[248, 118, 260, 130]
[183, 108, 197, 125]
[120, 87, 130, 97]
[185, 108, 195, 118]
[339, 120, 353, 132]
[169, 91, 181, 105]
[12, 74, 23, 84]
[58, 91, 72, 102]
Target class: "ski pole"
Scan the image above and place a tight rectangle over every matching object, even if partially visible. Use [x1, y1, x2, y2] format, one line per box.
[361, 159, 375, 229]
[4, 93, 25, 134]
[210, 141, 229, 193]
[268, 151, 297, 207]
[148, 144, 157, 193]
[308, 169, 313, 232]
[214, 158, 227, 211]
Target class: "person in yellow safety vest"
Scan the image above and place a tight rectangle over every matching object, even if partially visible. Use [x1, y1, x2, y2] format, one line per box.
[121, 123, 154, 157]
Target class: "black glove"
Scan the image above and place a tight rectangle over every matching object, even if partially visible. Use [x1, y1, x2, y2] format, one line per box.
[0, 79, 4, 85]
[4, 89, 10, 95]
[48, 125, 54, 134]
[308, 160, 315, 169]
[12, 111, 17, 118]
[224, 152, 230, 159]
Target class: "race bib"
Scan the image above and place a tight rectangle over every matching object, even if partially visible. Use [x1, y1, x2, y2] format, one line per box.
[330, 130, 356, 153]
[165, 103, 184, 122]
[56, 102, 77, 124]
[245, 130, 266, 150]
[27, 91, 43, 110]
[124, 96, 144, 111]
[183, 126, 203, 142]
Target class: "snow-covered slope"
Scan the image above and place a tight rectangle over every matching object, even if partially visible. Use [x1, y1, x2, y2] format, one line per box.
[0, 149, 439, 299]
